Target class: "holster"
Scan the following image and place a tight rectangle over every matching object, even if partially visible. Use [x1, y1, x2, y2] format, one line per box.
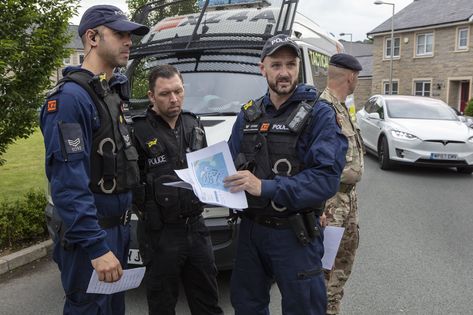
[302, 211, 320, 240]
[288, 211, 321, 246]
[47, 206, 74, 251]
[288, 213, 311, 246]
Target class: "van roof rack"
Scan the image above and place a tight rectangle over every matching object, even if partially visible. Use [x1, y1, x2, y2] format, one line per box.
[129, 0, 299, 59]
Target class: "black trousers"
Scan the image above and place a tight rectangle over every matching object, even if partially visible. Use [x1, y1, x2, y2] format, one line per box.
[143, 216, 223, 315]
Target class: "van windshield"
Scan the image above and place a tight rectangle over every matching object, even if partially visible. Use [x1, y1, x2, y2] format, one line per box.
[128, 54, 268, 115]
[181, 72, 267, 115]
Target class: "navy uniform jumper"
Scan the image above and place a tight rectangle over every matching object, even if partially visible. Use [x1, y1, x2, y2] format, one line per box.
[228, 84, 348, 315]
[40, 66, 137, 315]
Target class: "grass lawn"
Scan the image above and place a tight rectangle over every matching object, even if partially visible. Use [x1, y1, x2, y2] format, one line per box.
[0, 129, 46, 202]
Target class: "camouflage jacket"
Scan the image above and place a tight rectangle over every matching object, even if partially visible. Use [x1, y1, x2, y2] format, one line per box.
[320, 89, 364, 185]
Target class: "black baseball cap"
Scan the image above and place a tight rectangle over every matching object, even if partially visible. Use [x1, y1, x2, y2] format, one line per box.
[329, 53, 363, 72]
[78, 5, 149, 37]
[261, 34, 301, 61]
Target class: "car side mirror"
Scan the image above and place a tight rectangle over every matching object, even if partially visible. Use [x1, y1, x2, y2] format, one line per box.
[367, 112, 380, 120]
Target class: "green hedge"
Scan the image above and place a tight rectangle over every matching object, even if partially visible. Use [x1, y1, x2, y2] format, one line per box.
[0, 189, 48, 249]
[465, 99, 473, 117]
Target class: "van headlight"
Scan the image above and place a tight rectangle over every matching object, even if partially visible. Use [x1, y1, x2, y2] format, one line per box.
[391, 130, 418, 140]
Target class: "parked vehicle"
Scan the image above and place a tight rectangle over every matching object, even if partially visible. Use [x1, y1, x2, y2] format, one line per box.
[450, 107, 473, 128]
[356, 95, 473, 173]
[45, 0, 343, 270]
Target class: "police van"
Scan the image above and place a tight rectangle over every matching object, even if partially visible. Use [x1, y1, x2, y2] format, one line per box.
[45, 0, 343, 270]
[122, 0, 343, 269]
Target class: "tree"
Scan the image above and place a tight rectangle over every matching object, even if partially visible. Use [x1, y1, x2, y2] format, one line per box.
[464, 99, 473, 117]
[0, 0, 78, 165]
[127, 0, 199, 26]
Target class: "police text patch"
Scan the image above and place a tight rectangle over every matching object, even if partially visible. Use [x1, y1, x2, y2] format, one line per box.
[59, 123, 84, 154]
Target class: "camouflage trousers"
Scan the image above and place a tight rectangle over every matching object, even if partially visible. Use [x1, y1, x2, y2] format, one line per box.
[323, 188, 359, 315]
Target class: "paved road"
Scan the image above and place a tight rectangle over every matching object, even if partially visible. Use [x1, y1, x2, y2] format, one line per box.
[341, 155, 473, 314]
[1, 155, 472, 314]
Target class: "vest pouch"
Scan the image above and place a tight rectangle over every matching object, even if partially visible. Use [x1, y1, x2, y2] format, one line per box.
[144, 200, 164, 231]
[124, 145, 140, 189]
[153, 175, 181, 222]
[179, 188, 203, 217]
[247, 133, 272, 209]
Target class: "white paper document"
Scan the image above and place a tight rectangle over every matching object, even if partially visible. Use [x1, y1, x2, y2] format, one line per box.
[86, 267, 146, 295]
[168, 141, 248, 209]
[322, 226, 345, 270]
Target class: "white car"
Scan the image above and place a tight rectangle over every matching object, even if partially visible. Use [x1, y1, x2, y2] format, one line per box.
[356, 95, 473, 173]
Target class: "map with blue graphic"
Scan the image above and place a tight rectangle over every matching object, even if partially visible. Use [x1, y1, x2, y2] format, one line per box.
[193, 153, 229, 191]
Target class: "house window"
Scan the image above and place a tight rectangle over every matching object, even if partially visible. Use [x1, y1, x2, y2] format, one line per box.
[63, 56, 71, 65]
[385, 37, 400, 58]
[414, 81, 431, 96]
[458, 27, 469, 50]
[383, 81, 399, 95]
[79, 54, 85, 64]
[416, 33, 433, 56]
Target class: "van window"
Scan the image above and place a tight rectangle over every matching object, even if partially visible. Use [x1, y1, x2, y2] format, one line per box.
[129, 54, 268, 114]
[307, 48, 329, 91]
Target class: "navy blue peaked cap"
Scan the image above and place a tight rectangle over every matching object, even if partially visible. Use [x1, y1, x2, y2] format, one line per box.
[78, 5, 149, 37]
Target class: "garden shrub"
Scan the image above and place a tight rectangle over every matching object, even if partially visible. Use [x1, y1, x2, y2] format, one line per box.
[0, 189, 48, 249]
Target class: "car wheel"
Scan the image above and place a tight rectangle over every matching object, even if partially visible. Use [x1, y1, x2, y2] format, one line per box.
[457, 166, 473, 174]
[378, 136, 393, 170]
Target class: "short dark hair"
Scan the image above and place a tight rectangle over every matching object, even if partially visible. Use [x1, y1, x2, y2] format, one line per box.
[148, 64, 184, 91]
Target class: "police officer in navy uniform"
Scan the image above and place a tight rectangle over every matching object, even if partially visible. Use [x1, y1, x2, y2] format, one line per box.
[132, 64, 223, 315]
[224, 34, 348, 314]
[40, 5, 148, 315]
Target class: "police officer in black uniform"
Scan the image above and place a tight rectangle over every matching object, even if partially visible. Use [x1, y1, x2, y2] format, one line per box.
[132, 65, 223, 315]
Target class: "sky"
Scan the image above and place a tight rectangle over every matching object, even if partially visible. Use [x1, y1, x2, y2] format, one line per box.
[71, 0, 415, 41]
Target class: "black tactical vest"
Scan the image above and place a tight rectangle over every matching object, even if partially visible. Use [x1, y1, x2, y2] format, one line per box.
[132, 110, 206, 223]
[60, 71, 140, 194]
[236, 98, 323, 217]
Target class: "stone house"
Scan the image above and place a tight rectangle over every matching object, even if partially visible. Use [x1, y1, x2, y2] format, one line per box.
[368, 0, 473, 112]
[341, 40, 373, 110]
[51, 25, 84, 84]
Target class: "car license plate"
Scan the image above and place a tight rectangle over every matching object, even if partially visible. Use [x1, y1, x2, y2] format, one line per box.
[430, 153, 458, 160]
[128, 249, 143, 265]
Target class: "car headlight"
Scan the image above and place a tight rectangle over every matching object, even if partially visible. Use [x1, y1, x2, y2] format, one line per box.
[391, 130, 418, 140]
[468, 136, 473, 143]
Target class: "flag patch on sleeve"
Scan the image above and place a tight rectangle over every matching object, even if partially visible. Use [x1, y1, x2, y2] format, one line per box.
[47, 100, 57, 113]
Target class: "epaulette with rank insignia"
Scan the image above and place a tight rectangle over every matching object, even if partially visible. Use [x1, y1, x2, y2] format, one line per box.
[242, 97, 264, 122]
[46, 81, 65, 98]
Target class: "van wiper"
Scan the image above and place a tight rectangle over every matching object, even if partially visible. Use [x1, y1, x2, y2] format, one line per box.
[198, 112, 238, 116]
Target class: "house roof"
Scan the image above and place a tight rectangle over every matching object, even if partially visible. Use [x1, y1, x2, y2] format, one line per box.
[66, 25, 83, 50]
[368, 0, 473, 36]
[340, 40, 373, 57]
[357, 55, 373, 78]
[339, 40, 373, 77]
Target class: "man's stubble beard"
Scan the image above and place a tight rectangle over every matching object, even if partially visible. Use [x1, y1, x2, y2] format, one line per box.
[268, 79, 297, 96]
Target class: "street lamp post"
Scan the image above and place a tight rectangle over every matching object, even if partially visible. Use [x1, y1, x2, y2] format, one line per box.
[374, 1, 395, 95]
[339, 32, 353, 54]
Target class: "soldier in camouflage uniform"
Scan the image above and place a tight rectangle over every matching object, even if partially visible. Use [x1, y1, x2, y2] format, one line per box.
[320, 53, 364, 315]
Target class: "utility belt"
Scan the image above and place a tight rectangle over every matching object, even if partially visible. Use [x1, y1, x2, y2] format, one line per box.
[339, 183, 355, 194]
[243, 209, 322, 246]
[52, 208, 131, 251]
[164, 214, 203, 226]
